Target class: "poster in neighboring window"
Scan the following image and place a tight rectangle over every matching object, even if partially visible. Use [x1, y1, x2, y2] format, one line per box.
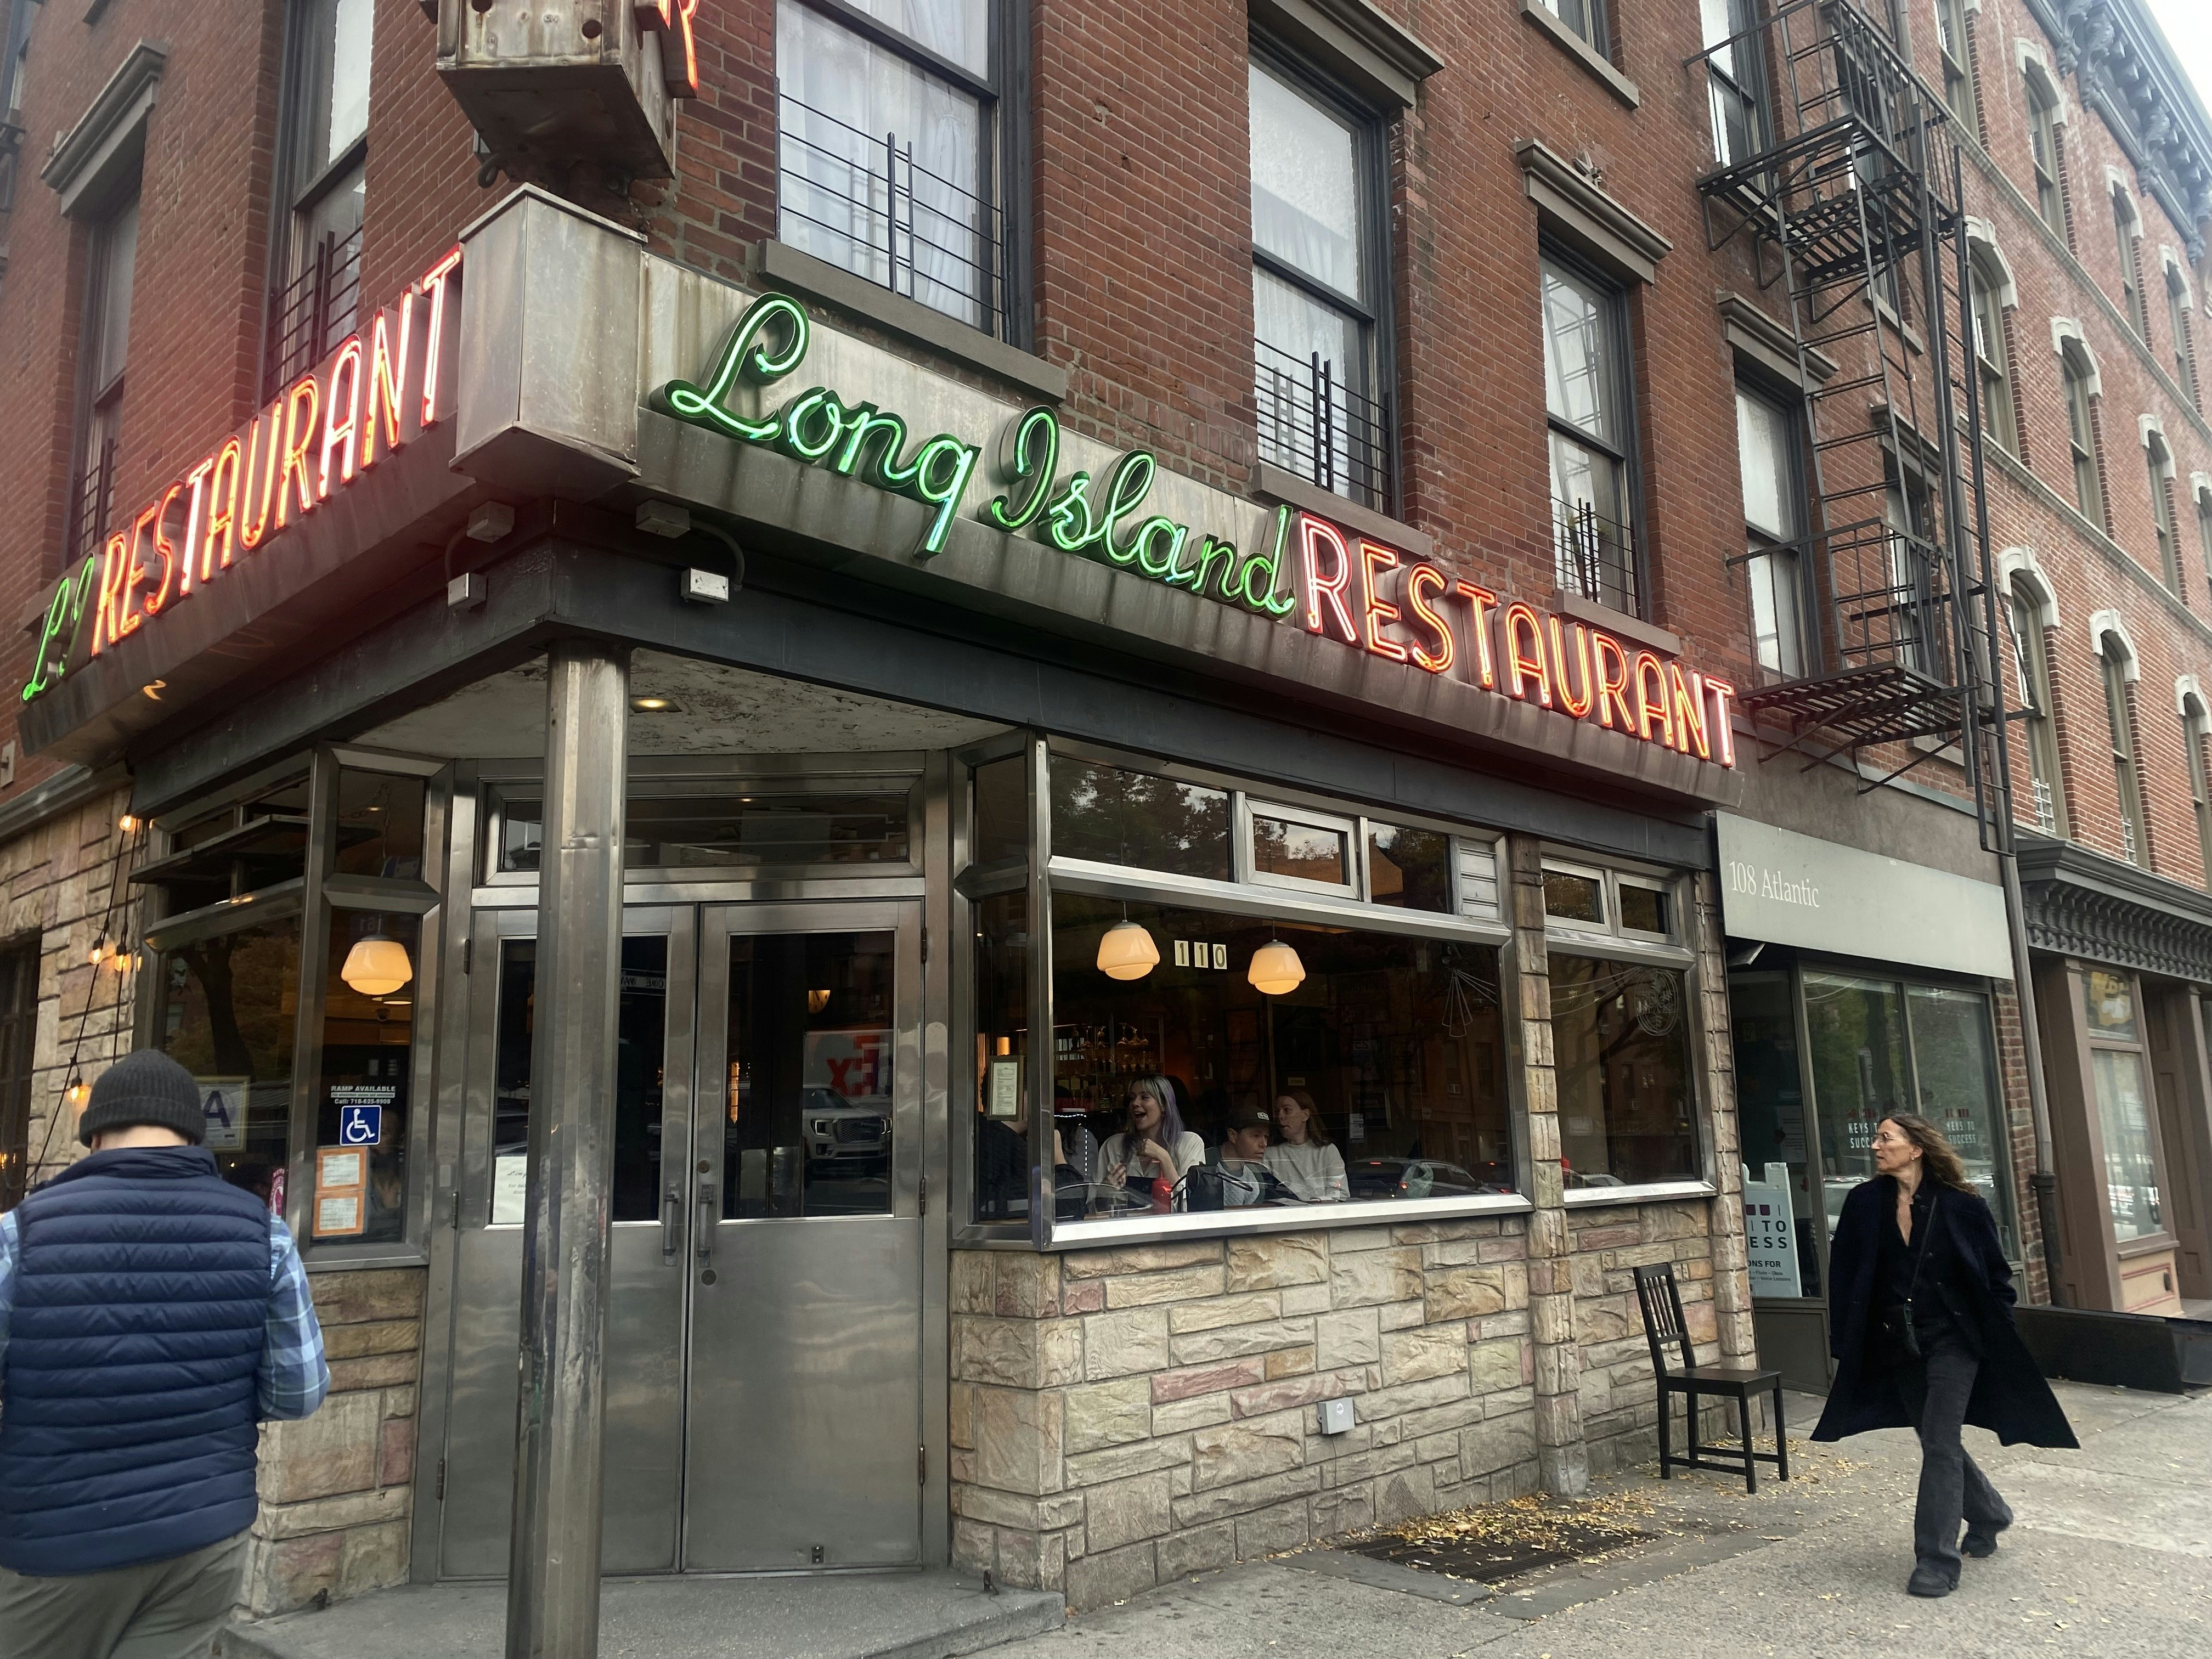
[196, 1077, 250, 1151]
[315, 1146, 368, 1237]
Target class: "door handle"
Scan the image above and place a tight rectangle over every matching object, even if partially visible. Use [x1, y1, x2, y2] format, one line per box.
[695, 1180, 718, 1262]
[661, 1184, 681, 1259]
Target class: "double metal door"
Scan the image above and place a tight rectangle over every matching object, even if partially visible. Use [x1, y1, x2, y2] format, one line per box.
[439, 900, 924, 1577]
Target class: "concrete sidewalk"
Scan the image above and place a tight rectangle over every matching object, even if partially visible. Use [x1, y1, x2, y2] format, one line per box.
[986, 1378, 2211, 1659]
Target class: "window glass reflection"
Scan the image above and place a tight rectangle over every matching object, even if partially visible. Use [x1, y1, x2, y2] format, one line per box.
[335, 770, 426, 879]
[972, 755, 1028, 866]
[1903, 985, 2016, 1257]
[1543, 871, 1604, 926]
[2081, 969, 2138, 1040]
[313, 912, 420, 1244]
[159, 919, 301, 1213]
[1368, 823, 1452, 913]
[500, 792, 911, 872]
[2091, 1049, 2162, 1242]
[1037, 891, 1511, 1222]
[1804, 972, 1911, 1235]
[1252, 815, 1348, 885]
[1051, 760, 1229, 879]
[1550, 954, 1699, 1186]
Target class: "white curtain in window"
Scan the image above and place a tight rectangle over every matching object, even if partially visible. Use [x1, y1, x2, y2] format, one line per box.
[1249, 63, 1361, 303]
[778, 0, 983, 326]
[843, 0, 989, 76]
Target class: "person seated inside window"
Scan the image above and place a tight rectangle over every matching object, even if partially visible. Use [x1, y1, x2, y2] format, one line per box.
[1267, 1089, 1348, 1201]
[1212, 1106, 1290, 1207]
[1098, 1076, 1205, 1212]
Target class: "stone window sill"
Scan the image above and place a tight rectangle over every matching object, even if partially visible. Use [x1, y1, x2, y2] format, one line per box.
[1254, 461, 1434, 559]
[1562, 1180, 1717, 1207]
[1553, 591, 1683, 656]
[1036, 1190, 1534, 1250]
[1520, 0, 1639, 109]
[755, 239, 1068, 405]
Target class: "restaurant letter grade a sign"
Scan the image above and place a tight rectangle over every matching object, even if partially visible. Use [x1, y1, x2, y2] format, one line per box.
[21, 247, 465, 704]
[656, 293, 1739, 769]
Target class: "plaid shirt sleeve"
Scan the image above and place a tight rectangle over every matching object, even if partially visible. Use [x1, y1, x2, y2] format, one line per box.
[0, 1210, 17, 1386]
[259, 1216, 331, 1421]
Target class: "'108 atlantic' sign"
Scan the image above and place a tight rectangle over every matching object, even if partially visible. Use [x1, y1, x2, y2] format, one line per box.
[653, 293, 1739, 769]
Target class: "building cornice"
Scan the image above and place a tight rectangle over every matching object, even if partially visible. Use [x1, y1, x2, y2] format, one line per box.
[2017, 832, 2212, 981]
[2052, 1, 2212, 258]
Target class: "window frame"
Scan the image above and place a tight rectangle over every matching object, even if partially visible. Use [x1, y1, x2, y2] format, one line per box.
[263, 0, 373, 402]
[2146, 428, 2180, 591]
[2112, 185, 2147, 339]
[773, 0, 1022, 344]
[2062, 347, 2102, 523]
[2100, 637, 2146, 866]
[2168, 267, 2199, 409]
[2185, 695, 2212, 887]
[2074, 963, 2172, 1248]
[2005, 578, 2067, 837]
[1542, 241, 1646, 617]
[1534, 0, 1610, 58]
[2197, 483, 2212, 591]
[1930, 0, 1976, 135]
[1702, 0, 1770, 170]
[1246, 39, 1398, 514]
[67, 188, 139, 575]
[2025, 69, 2067, 240]
[1734, 374, 1812, 680]
[1968, 255, 2016, 455]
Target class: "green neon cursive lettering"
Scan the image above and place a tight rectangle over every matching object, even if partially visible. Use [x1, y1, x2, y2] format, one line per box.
[1234, 506, 1299, 616]
[908, 436, 980, 559]
[983, 407, 1060, 532]
[654, 292, 810, 442]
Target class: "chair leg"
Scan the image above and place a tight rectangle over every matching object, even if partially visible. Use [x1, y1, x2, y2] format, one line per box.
[1657, 1383, 1673, 1479]
[1739, 1393, 1756, 1494]
[1683, 1384, 1700, 1468]
[1773, 1380, 1790, 1482]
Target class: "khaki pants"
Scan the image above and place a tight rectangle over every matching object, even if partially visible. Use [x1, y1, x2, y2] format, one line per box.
[0, 1531, 249, 1659]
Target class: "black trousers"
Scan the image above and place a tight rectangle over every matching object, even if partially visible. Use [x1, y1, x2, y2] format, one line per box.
[1894, 1322, 2013, 1580]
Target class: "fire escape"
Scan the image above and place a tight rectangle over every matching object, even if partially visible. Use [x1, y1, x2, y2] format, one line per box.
[1691, 0, 2016, 846]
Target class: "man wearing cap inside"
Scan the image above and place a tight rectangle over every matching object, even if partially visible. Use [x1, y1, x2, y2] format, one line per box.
[0, 1048, 329, 1657]
[1215, 1106, 1288, 1207]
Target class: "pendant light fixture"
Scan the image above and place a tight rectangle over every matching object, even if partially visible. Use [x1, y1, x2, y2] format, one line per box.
[341, 926, 414, 998]
[1248, 935, 1306, 996]
[1096, 919, 1160, 981]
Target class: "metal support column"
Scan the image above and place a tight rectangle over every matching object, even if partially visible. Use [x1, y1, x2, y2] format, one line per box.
[507, 640, 630, 1659]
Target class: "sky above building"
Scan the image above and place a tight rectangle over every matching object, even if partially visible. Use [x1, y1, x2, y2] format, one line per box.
[2146, 0, 2212, 119]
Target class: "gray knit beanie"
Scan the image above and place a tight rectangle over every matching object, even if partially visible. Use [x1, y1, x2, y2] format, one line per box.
[79, 1049, 207, 1147]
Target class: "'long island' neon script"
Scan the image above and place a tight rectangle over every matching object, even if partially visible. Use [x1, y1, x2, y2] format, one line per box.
[653, 291, 1737, 769]
[21, 247, 464, 704]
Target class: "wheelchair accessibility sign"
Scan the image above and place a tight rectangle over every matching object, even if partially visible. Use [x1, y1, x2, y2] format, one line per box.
[338, 1104, 383, 1147]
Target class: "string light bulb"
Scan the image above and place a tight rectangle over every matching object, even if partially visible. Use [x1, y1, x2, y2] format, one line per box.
[65, 1076, 88, 1110]
[88, 935, 108, 967]
[117, 814, 140, 834]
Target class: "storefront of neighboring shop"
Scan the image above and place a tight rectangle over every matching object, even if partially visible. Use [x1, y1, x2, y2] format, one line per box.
[19, 188, 1763, 1612]
[1715, 814, 2023, 1391]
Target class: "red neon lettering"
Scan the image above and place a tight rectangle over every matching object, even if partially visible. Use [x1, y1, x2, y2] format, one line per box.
[1298, 516, 1359, 644]
[320, 336, 364, 499]
[119, 504, 159, 635]
[1670, 665, 1711, 759]
[179, 456, 216, 596]
[239, 409, 283, 551]
[206, 437, 244, 573]
[1453, 582, 1498, 689]
[1591, 631, 1633, 730]
[91, 534, 130, 656]
[1404, 564, 1454, 675]
[278, 375, 321, 528]
[1503, 603, 1551, 707]
[1634, 651, 1673, 747]
[1547, 616, 1594, 718]
[662, 0, 703, 95]
[1706, 676, 1739, 768]
[418, 246, 463, 427]
[145, 483, 184, 616]
[1359, 540, 1407, 662]
[363, 292, 415, 470]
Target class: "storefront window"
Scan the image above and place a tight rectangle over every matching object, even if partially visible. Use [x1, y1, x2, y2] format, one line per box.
[2081, 969, 2138, 1040]
[335, 769, 427, 878]
[1050, 760, 1229, 879]
[2090, 1049, 2162, 1242]
[971, 891, 1032, 1222]
[157, 917, 302, 1210]
[1904, 985, 2015, 1259]
[312, 912, 420, 1244]
[1367, 823, 1452, 913]
[1550, 954, 1699, 1187]
[1729, 972, 1818, 1295]
[971, 755, 1026, 865]
[1025, 891, 1509, 1223]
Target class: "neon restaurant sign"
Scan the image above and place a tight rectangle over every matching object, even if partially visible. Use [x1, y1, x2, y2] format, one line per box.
[656, 293, 1740, 769]
[21, 247, 465, 705]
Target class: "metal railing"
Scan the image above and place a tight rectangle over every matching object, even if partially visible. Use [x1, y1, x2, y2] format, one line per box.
[776, 88, 1007, 340]
[264, 223, 363, 400]
[1254, 336, 1393, 511]
[1552, 498, 1640, 617]
[66, 436, 116, 566]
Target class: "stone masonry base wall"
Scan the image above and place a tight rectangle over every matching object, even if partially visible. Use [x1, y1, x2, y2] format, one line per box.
[950, 1201, 1727, 1609]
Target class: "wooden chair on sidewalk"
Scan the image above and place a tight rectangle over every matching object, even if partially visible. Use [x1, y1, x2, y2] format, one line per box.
[1631, 1263, 1788, 1493]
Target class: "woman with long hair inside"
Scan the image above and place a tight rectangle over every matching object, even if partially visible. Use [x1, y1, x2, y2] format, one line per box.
[1098, 1076, 1204, 1212]
[1265, 1089, 1348, 1201]
[1812, 1112, 2075, 1598]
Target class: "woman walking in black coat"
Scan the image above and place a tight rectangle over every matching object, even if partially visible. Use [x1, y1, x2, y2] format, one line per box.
[1812, 1112, 2076, 1598]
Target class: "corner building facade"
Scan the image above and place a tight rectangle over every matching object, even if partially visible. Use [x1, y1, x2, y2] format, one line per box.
[0, 0, 2203, 1621]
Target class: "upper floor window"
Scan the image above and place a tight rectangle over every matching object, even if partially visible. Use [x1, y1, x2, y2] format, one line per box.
[1701, 0, 1766, 169]
[2167, 268, 2199, 409]
[2062, 346, 2101, 523]
[776, 0, 1006, 337]
[2112, 185, 2147, 338]
[1969, 255, 2014, 453]
[2147, 428, 2180, 592]
[2005, 580, 2064, 836]
[267, 0, 371, 399]
[1544, 251, 1639, 615]
[2025, 70, 2066, 241]
[1882, 463, 1937, 674]
[2186, 697, 2212, 885]
[71, 190, 139, 571]
[1931, 0, 1975, 134]
[1250, 53, 1391, 510]
[1534, 0, 1607, 56]
[2101, 637, 2145, 866]
[2198, 483, 2212, 590]
[1736, 381, 1806, 679]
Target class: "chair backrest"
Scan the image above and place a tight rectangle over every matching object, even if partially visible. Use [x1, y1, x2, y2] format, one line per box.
[1632, 1262, 1692, 1377]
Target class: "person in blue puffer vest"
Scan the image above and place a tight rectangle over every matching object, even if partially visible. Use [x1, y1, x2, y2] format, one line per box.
[0, 1048, 329, 1658]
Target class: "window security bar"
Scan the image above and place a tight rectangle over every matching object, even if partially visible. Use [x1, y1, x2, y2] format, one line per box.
[67, 436, 117, 566]
[776, 89, 1008, 341]
[1551, 497, 1640, 617]
[1253, 335, 1392, 511]
[264, 223, 363, 402]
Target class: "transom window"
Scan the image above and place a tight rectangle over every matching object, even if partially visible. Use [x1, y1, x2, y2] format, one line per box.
[776, 0, 1007, 336]
[1544, 252, 1639, 615]
[1249, 53, 1391, 510]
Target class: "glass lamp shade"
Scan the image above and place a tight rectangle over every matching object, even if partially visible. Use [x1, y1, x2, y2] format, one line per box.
[1096, 920, 1160, 981]
[341, 935, 415, 997]
[1248, 940, 1307, 996]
